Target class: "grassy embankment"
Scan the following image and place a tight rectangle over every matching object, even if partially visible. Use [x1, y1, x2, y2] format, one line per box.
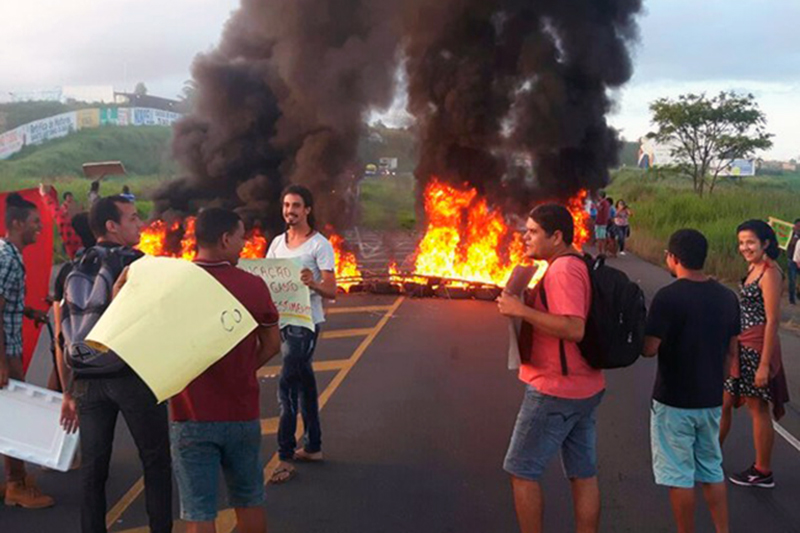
[607, 168, 800, 282]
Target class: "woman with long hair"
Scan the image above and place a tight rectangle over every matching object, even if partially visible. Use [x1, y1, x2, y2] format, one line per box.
[613, 200, 632, 255]
[720, 220, 790, 488]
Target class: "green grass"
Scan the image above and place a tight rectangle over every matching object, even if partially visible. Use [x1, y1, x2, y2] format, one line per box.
[0, 126, 176, 178]
[358, 173, 416, 230]
[607, 168, 800, 281]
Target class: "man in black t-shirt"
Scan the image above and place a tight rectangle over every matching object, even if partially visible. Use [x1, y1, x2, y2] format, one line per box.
[643, 229, 740, 533]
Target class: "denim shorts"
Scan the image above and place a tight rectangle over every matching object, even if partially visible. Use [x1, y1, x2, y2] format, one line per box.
[650, 400, 724, 488]
[170, 420, 264, 522]
[504, 385, 604, 481]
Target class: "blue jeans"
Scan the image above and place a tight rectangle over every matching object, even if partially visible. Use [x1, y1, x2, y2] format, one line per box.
[504, 385, 604, 481]
[789, 261, 798, 304]
[170, 420, 264, 522]
[278, 325, 321, 460]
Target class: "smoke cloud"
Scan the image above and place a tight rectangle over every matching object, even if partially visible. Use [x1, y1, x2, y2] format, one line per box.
[155, 0, 641, 232]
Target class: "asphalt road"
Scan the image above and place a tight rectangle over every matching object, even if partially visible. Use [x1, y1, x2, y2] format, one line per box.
[3, 252, 800, 533]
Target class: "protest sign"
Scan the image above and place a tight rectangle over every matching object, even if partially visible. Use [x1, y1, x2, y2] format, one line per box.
[768, 217, 794, 250]
[239, 258, 314, 331]
[86, 256, 257, 402]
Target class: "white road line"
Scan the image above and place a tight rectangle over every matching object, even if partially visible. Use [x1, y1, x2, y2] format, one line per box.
[774, 421, 800, 453]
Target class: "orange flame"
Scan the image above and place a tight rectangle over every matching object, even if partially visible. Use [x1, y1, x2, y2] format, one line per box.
[138, 217, 267, 260]
[412, 179, 533, 286]
[411, 179, 589, 288]
[329, 232, 362, 290]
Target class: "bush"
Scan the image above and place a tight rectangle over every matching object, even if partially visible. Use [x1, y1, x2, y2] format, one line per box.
[607, 169, 800, 281]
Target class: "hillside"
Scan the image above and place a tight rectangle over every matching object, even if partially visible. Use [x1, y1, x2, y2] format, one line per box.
[0, 126, 176, 178]
[0, 101, 99, 132]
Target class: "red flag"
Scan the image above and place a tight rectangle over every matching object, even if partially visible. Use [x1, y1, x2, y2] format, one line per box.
[0, 188, 55, 374]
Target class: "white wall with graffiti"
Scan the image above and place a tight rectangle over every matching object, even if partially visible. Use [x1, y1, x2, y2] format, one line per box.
[0, 108, 182, 160]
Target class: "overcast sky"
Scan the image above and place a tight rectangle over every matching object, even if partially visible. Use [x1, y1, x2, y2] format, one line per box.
[2, 0, 797, 159]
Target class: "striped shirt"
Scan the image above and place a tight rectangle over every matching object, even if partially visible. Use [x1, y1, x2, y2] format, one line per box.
[0, 239, 25, 358]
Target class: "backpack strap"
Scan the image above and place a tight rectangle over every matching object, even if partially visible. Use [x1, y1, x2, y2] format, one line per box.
[538, 281, 569, 376]
[538, 251, 594, 377]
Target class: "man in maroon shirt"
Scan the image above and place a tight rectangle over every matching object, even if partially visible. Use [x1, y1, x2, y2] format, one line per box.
[594, 191, 610, 256]
[170, 208, 281, 533]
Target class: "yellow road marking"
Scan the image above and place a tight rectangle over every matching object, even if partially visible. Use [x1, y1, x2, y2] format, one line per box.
[106, 478, 144, 529]
[261, 417, 279, 435]
[322, 327, 374, 339]
[326, 305, 394, 315]
[110, 298, 404, 532]
[255, 297, 405, 512]
[257, 358, 350, 378]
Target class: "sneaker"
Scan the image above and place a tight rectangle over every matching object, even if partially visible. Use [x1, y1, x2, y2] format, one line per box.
[4, 478, 55, 509]
[620, 251, 627, 256]
[729, 465, 775, 488]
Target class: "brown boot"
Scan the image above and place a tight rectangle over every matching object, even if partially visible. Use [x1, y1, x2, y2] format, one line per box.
[4, 477, 55, 509]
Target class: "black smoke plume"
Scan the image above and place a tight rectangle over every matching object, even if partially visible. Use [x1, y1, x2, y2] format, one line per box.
[155, 0, 641, 232]
[403, 0, 642, 208]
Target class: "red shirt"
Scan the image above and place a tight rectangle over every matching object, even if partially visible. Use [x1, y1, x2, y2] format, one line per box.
[519, 256, 605, 399]
[170, 261, 279, 422]
[595, 199, 611, 225]
[42, 191, 82, 258]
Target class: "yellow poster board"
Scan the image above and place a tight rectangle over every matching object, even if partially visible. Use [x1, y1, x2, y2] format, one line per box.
[238, 258, 314, 330]
[86, 256, 257, 402]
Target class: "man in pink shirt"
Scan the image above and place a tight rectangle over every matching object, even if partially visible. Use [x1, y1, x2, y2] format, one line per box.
[497, 204, 605, 533]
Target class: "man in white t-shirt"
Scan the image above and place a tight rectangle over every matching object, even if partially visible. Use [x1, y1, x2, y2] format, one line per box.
[267, 185, 337, 484]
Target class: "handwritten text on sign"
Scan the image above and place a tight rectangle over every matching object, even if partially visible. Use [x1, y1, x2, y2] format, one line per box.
[238, 258, 314, 331]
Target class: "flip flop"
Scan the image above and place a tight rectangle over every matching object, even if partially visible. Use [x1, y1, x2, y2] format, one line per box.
[294, 449, 324, 462]
[268, 464, 296, 484]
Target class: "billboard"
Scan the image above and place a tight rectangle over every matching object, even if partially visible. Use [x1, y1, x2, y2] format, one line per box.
[638, 137, 755, 176]
[0, 108, 182, 160]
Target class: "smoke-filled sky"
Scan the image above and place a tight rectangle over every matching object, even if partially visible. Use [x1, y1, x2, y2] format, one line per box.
[1, 0, 798, 160]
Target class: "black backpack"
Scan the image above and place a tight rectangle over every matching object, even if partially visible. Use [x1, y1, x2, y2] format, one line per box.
[540, 253, 646, 374]
[61, 245, 141, 377]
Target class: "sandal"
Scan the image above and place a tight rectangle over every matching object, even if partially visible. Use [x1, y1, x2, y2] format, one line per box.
[268, 464, 296, 484]
[294, 449, 324, 462]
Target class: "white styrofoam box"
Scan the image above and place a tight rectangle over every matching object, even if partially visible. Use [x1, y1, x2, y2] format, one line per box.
[0, 379, 79, 472]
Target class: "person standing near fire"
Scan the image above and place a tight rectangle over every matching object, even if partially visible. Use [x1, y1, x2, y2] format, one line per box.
[497, 204, 605, 533]
[169, 208, 281, 533]
[55, 196, 173, 533]
[593, 191, 611, 256]
[0, 193, 54, 509]
[267, 185, 337, 484]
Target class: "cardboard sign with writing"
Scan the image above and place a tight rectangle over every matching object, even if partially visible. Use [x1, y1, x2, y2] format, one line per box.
[238, 258, 314, 331]
[86, 256, 257, 402]
[768, 217, 794, 251]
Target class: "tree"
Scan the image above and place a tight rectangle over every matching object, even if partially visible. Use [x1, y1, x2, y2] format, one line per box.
[649, 92, 773, 195]
[134, 82, 148, 97]
[177, 79, 198, 112]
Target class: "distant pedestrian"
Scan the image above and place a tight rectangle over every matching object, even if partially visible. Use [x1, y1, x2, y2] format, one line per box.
[0, 193, 53, 509]
[605, 197, 618, 257]
[786, 219, 800, 305]
[497, 204, 604, 533]
[120, 185, 136, 202]
[88, 180, 101, 205]
[39, 184, 83, 259]
[613, 200, 632, 255]
[594, 191, 611, 256]
[169, 208, 281, 533]
[721, 220, 790, 488]
[643, 229, 739, 533]
[267, 185, 337, 484]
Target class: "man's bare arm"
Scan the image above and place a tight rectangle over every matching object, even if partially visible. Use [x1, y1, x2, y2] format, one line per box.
[256, 324, 281, 368]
